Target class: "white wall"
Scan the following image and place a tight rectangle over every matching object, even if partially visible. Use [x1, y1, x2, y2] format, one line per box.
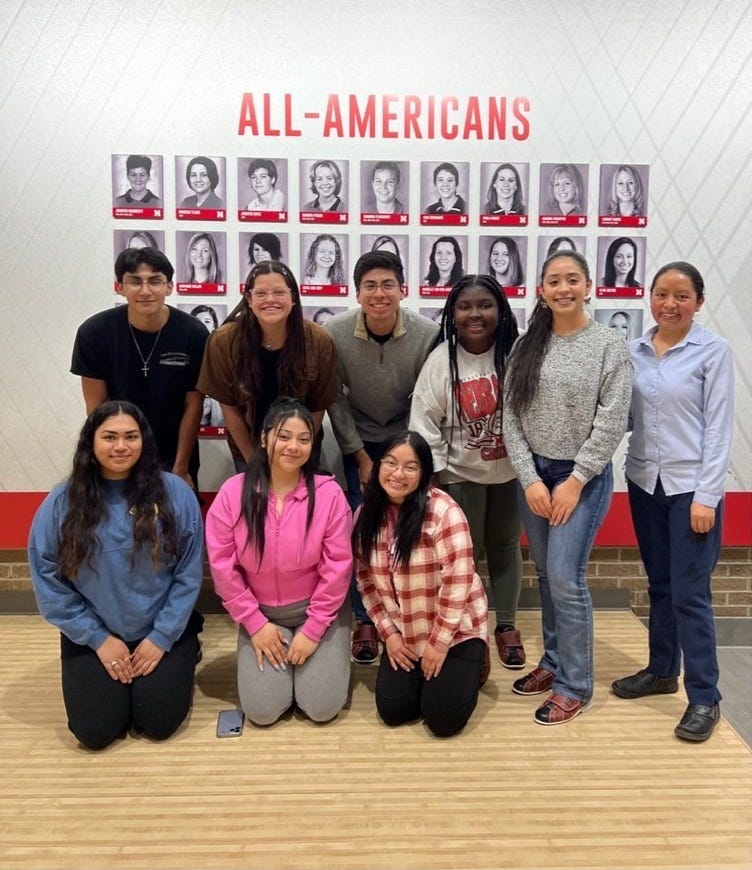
[1, 0, 750, 493]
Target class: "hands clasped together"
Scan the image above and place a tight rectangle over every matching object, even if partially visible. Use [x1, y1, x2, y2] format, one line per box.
[385, 632, 447, 681]
[97, 635, 165, 683]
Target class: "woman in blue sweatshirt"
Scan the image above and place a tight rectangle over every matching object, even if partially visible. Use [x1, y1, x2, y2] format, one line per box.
[28, 401, 204, 750]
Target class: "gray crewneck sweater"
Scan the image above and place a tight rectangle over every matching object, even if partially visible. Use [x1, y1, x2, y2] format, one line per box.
[502, 320, 632, 489]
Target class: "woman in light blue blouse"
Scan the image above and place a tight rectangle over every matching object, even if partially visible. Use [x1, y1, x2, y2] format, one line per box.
[612, 262, 734, 743]
[28, 401, 204, 750]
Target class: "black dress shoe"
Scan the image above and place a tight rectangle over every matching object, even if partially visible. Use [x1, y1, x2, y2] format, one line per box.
[674, 703, 720, 742]
[611, 668, 679, 699]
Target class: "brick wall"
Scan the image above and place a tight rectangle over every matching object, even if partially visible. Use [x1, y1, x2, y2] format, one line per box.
[2, 546, 750, 619]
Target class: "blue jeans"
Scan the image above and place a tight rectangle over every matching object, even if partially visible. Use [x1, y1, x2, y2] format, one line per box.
[344, 441, 383, 623]
[518, 457, 613, 702]
[627, 477, 722, 706]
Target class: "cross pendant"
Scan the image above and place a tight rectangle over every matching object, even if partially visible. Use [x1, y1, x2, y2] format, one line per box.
[141, 363, 149, 377]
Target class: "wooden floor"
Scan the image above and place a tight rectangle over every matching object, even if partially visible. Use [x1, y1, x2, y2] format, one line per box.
[1, 611, 750, 870]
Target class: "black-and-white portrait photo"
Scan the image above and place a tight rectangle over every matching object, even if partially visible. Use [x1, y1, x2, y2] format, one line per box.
[479, 235, 528, 293]
[112, 154, 163, 212]
[420, 235, 467, 291]
[598, 164, 649, 225]
[176, 155, 226, 211]
[300, 159, 348, 213]
[302, 305, 347, 325]
[421, 161, 469, 215]
[360, 160, 408, 218]
[113, 229, 165, 258]
[300, 233, 348, 287]
[480, 162, 529, 218]
[597, 236, 647, 291]
[239, 232, 288, 288]
[175, 230, 227, 290]
[360, 233, 409, 283]
[539, 163, 589, 221]
[238, 157, 287, 212]
[594, 307, 643, 341]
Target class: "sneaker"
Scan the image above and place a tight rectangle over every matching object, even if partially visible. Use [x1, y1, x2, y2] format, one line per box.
[611, 668, 679, 699]
[351, 623, 379, 664]
[494, 626, 526, 670]
[511, 667, 554, 696]
[534, 693, 592, 726]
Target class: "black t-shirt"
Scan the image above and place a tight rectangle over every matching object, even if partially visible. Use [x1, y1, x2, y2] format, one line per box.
[255, 347, 281, 435]
[71, 305, 209, 473]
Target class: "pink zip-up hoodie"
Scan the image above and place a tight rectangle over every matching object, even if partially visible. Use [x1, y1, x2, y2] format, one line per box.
[205, 473, 352, 643]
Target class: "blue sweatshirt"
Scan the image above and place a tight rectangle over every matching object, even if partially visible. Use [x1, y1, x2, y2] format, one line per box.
[28, 473, 203, 652]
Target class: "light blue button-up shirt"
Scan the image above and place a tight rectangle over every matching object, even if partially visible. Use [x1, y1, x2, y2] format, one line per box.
[625, 322, 734, 507]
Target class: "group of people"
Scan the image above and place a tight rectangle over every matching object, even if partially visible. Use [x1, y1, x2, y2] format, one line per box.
[28, 241, 734, 750]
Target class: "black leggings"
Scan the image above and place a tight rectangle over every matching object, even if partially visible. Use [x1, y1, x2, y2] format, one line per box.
[375, 638, 486, 737]
[60, 613, 203, 750]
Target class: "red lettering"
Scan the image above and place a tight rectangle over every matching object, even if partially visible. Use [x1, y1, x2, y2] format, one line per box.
[349, 94, 376, 138]
[462, 96, 483, 140]
[440, 96, 459, 139]
[263, 93, 280, 136]
[427, 95, 435, 139]
[404, 95, 422, 138]
[322, 94, 344, 137]
[487, 97, 507, 140]
[457, 375, 499, 421]
[284, 93, 301, 137]
[512, 97, 530, 141]
[237, 93, 259, 136]
[381, 95, 398, 139]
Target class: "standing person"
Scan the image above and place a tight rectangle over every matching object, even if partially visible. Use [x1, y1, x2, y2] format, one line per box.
[410, 275, 525, 669]
[197, 260, 337, 472]
[71, 247, 208, 490]
[206, 399, 353, 726]
[323, 250, 439, 664]
[353, 432, 489, 737]
[503, 250, 632, 725]
[611, 262, 734, 742]
[27, 402, 204, 750]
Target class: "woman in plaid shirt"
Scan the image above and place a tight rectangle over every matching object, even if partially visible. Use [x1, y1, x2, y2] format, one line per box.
[354, 431, 489, 737]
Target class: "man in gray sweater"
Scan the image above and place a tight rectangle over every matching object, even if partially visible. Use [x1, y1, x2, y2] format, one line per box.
[324, 250, 439, 662]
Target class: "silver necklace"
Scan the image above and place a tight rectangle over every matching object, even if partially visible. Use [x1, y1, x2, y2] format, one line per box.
[128, 320, 163, 378]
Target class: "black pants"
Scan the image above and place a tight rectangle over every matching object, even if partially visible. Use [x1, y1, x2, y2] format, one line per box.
[60, 612, 203, 750]
[375, 638, 486, 738]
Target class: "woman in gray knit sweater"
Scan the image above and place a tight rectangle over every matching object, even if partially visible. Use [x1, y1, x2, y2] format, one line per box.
[503, 250, 632, 725]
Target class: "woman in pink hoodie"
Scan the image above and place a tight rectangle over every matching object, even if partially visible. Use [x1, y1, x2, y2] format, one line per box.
[206, 398, 353, 725]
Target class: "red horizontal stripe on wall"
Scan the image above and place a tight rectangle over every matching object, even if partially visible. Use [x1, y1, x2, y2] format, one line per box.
[0, 491, 750, 549]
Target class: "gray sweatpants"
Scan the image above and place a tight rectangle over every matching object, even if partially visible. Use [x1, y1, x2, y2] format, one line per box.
[236, 599, 351, 726]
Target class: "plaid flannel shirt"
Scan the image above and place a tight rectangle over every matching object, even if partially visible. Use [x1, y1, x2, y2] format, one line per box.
[356, 487, 488, 656]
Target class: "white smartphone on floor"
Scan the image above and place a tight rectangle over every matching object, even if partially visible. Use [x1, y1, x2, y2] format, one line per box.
[216, 708, 244, 738]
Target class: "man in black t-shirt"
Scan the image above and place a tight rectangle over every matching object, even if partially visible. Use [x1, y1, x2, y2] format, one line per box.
[71, 248, 208, 488]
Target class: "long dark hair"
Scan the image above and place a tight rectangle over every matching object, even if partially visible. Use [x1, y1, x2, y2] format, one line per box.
[506, 250, 591, 415]
[433, 274, 518, 437]
[353, 432, 434, 569]
[58, 401, 178, 578]
[241, 398, 317, 561]
[603, 237, 640, 287]
[235, 260, 307, 404]
[424, 236, 464, 286]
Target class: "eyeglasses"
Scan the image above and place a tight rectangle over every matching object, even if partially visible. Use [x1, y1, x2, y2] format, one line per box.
[250, 289, 291, 300]
[359, 280, 402, 294]
[123, 277, 168, 289]
[381, 457, 421, 475]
